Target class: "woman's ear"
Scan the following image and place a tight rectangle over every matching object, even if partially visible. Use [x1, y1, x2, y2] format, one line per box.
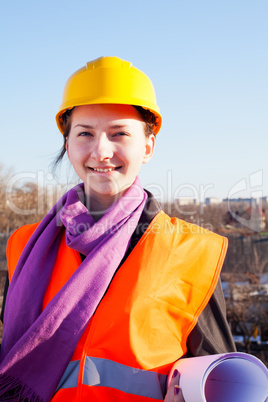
[143, 134, 155, 164]
[65, 137, 70, 158]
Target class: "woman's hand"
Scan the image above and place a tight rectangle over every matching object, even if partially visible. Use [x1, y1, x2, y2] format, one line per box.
[164, 369, 185, 402]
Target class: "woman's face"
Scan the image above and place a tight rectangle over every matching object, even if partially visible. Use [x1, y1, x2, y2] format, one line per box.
[66, 104, 155, 206]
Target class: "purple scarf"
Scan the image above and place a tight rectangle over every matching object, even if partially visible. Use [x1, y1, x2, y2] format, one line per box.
[0, 178, 147, 401]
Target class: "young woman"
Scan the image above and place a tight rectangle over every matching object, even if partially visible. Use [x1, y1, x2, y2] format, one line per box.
[0, 56, 235, 401]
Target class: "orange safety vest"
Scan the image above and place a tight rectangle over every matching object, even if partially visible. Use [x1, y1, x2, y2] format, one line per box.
[6, 211, 227, 401]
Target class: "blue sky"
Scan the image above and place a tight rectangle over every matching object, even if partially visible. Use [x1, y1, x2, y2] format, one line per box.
[1, 0, 267, 201]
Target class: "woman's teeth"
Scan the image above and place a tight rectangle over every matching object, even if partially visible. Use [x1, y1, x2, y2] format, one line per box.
[93, 168, 114, 172]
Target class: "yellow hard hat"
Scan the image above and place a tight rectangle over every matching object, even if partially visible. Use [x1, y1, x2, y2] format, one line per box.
[56, 56, 162, 135]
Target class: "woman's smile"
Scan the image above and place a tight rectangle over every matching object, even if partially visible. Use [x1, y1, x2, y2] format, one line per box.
[88, 166, 121, 173]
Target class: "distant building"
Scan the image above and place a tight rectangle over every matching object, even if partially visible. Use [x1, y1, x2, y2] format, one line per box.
[223, 197, 267, 206]
[176, 198, 199, 206]
[205, 197, 222, 205]
[260, 196, 268, 204]
[223, 197, 253, 204]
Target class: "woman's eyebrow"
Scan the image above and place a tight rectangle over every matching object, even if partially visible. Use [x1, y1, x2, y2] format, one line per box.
[73, 124, 95, 129]
[73, 124, 128, 129]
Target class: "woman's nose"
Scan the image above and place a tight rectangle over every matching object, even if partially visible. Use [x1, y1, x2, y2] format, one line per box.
[90, 134, 113, 160]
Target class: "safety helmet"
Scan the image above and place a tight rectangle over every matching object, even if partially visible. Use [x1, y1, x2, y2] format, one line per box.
[56, 56, 162, 135]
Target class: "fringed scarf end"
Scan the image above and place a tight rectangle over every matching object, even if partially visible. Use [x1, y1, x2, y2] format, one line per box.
[0, 374, 43, 401]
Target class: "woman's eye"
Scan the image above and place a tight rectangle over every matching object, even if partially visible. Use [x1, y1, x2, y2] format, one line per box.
[78, 131, 93, 137]
[113, 132, 129, 137]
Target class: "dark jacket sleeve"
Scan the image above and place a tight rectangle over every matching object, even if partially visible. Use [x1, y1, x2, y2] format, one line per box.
[186, 278, 236, 356]
[0, 273, 9, 323]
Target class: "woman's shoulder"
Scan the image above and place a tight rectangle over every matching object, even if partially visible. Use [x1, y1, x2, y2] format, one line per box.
[142, 191, 226, 246]
[6, 222, 41, 279]
[161, 213, 226, 242]
[8, 222, 40, 246]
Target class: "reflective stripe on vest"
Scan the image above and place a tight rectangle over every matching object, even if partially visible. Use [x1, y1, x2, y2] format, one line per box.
[57, 357, 167, 399]
[56, 360, 80, 391]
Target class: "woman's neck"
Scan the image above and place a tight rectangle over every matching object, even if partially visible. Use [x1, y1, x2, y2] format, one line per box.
[84, 192, 123, 221]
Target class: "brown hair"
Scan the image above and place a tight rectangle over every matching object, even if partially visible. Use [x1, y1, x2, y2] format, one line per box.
[54, 109, 74, 166]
